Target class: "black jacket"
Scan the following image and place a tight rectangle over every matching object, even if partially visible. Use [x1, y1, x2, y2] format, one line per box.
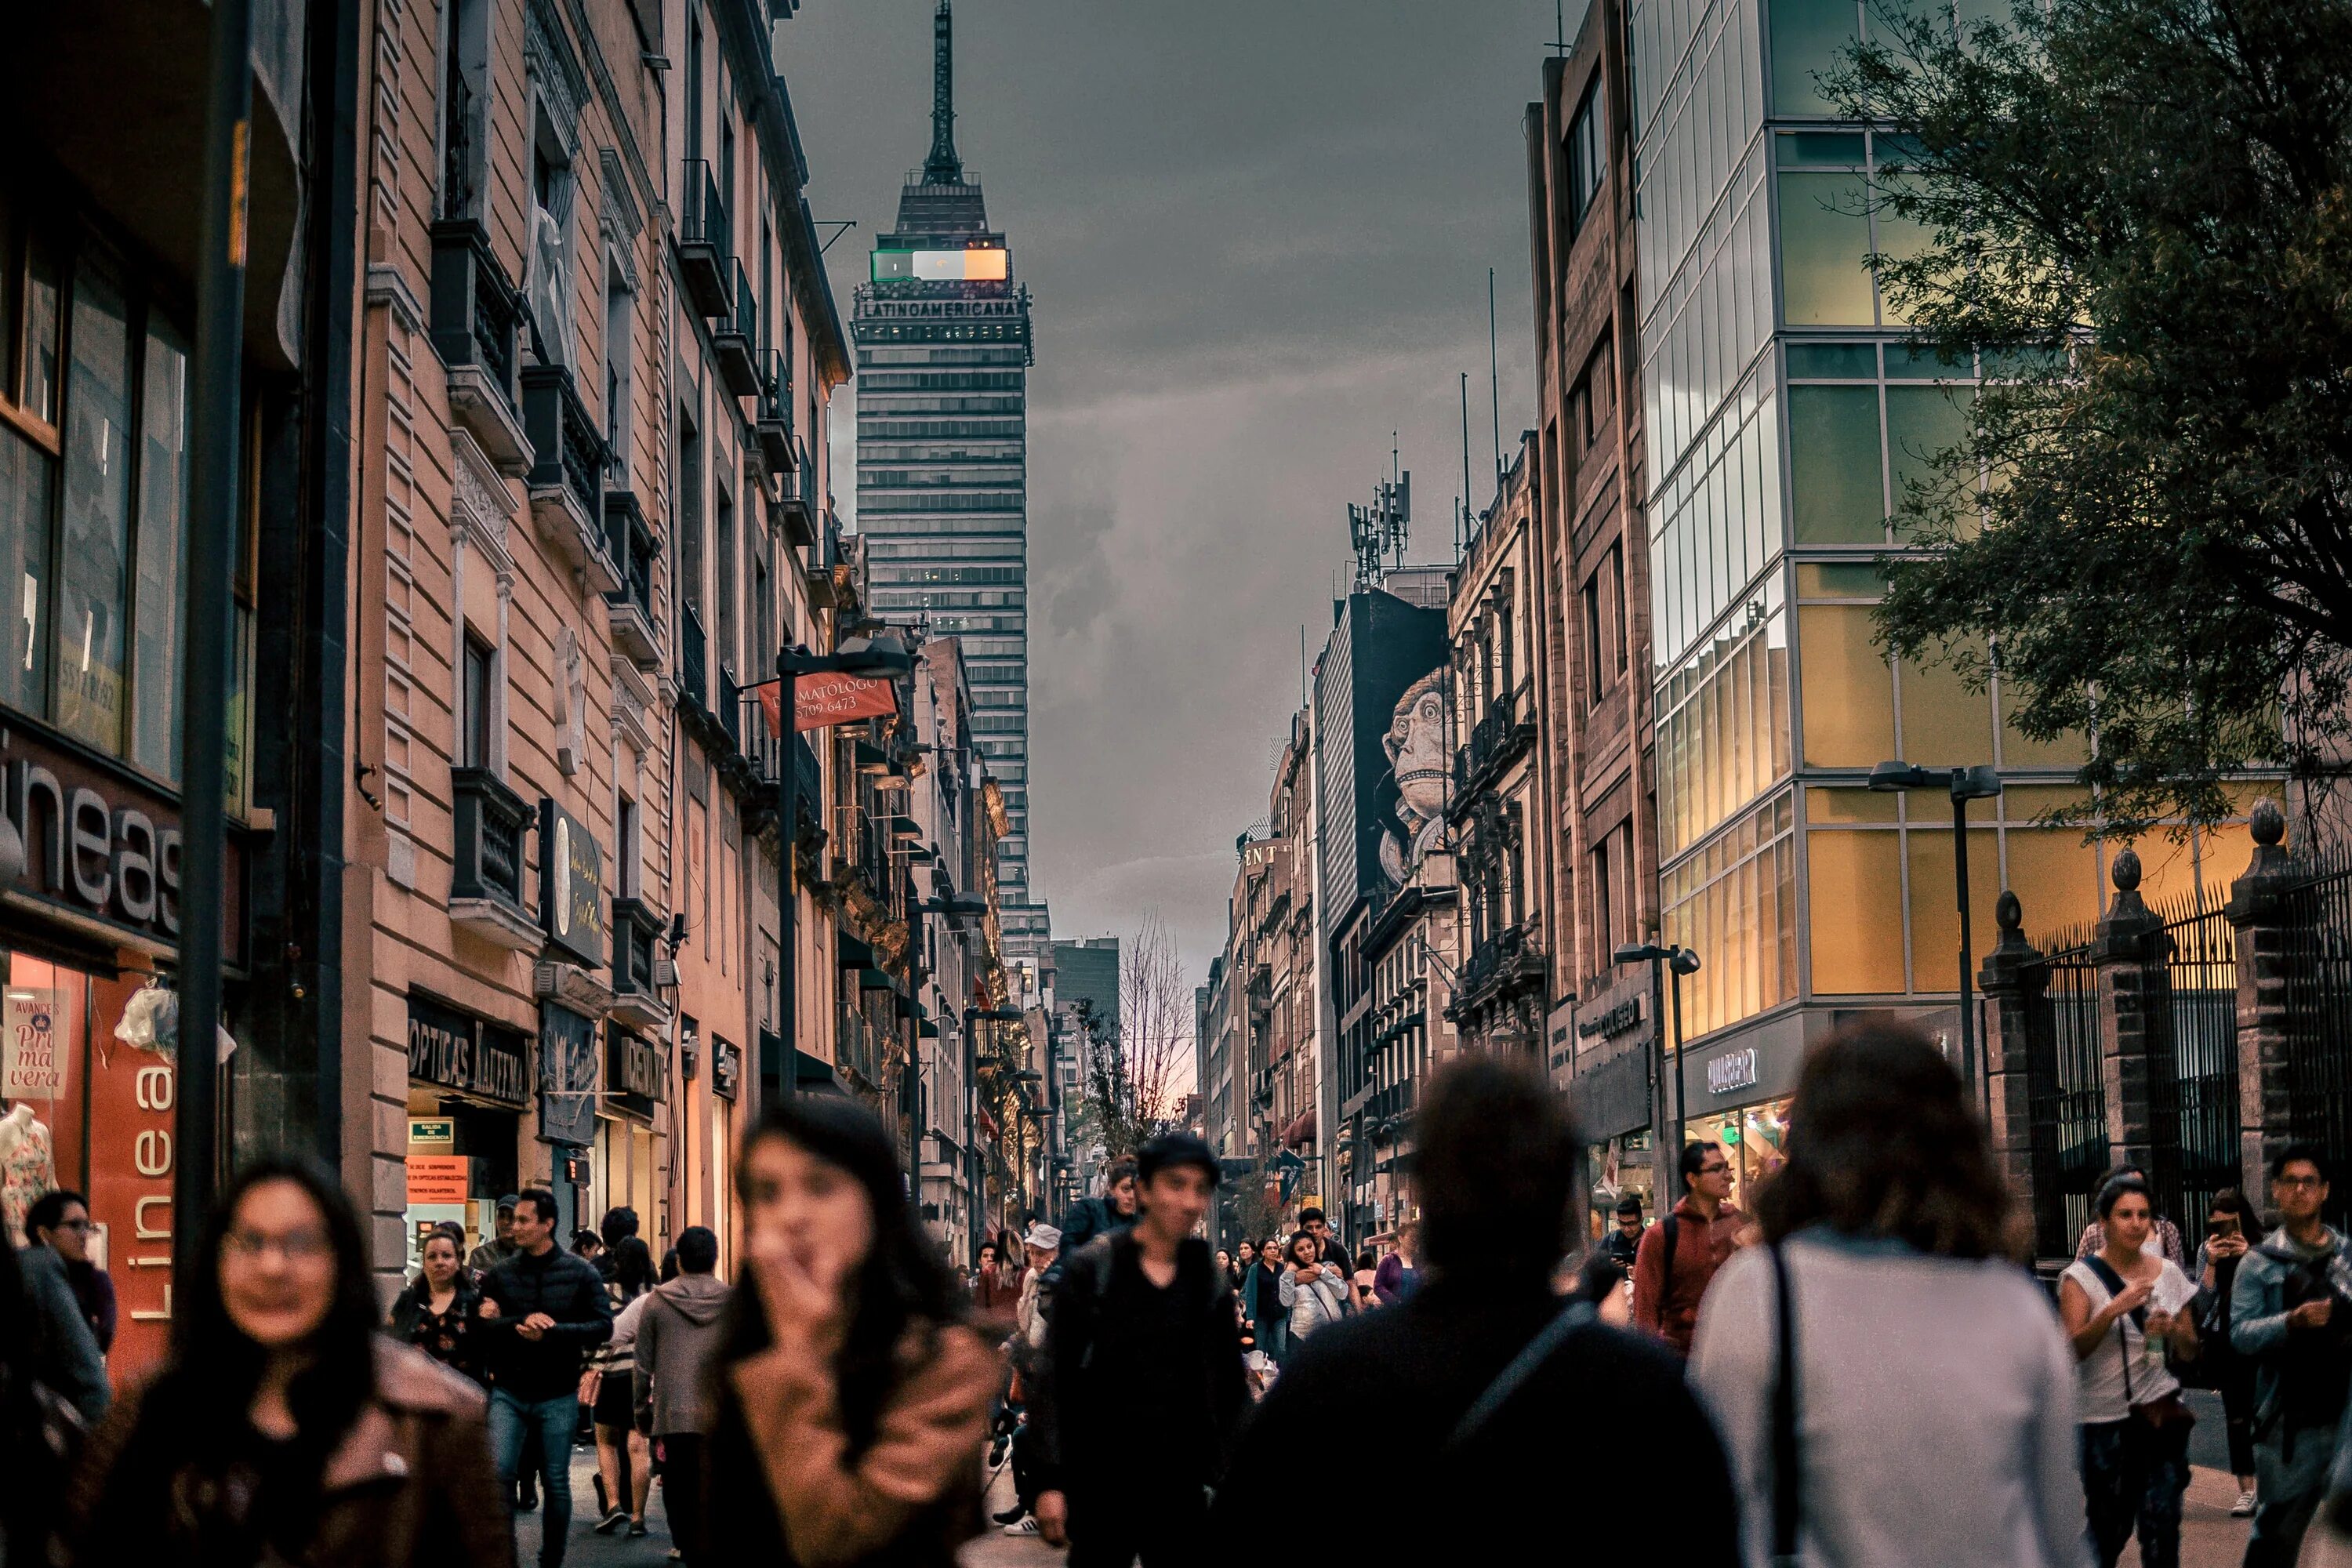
[1053, 1196, 1134, 1260]
[1028, 1232, 1246, 1495]
[1210, 1276, 1740, 1562]
[478, 1245, 612, 1399]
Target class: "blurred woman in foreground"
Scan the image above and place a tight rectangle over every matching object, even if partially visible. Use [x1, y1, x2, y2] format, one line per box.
[703, 1096, 995, 1566]
[67, 1159, 510, 1567]
[1690, 1023, 2083, 1568]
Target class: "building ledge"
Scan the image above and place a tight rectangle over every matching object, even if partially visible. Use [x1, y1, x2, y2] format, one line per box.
[448, 365, 532, 474]
[450, 896, 545, 952]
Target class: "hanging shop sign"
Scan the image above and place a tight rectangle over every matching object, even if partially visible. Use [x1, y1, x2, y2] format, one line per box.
[0, 724, 245, 960]
[406, 993, 530, 1109]
[606, 1025, 666, 1120]
[3, 988, 62, 1099]
[537, 799, 605, 967]
[537, 1002, 598, 1146]
[783, 671, 899, 732]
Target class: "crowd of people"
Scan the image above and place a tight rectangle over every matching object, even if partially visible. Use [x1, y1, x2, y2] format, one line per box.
[10, 1022, 2352, 1567]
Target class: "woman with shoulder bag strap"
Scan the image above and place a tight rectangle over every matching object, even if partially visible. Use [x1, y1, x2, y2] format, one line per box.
[1690, 1022, 2085, 1568]
[2060, 1173, 2201, 1568]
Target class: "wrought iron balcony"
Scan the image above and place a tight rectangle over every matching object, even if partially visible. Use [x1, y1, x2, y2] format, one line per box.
[603, 486, 659, 669]
[718, 665, 745, 755]
[427, 220, 529, 470]
[753, 349, 795, 473]
[715, 260, 760, 398]
[449, 767, 540, 950]
[1452, 684, 1537, 802]
[610, 895, 670, 1029]
[679, 601, 709, 712]
[805, 512, 843, 610]
[771, 439, 817, 548]
[521, 365, 619, 592]
[677, 158, 731, 318]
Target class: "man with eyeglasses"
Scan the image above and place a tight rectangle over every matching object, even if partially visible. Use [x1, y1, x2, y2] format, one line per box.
[1630, 1142, 1746, 1356]
[2232, 1143, 2350, 1565]
[18, 1188, 109, 1423]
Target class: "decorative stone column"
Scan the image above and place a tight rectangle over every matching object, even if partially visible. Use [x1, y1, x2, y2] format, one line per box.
[2226, 799, 2299, 1198]
[1978, 890, 2048, 1233]
[2093, 848, 2172, 1180]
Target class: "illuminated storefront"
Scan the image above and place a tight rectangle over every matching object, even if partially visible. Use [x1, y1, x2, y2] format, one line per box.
[403, 992, 529, 1267]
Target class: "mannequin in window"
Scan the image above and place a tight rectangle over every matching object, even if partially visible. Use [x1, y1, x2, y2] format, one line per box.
[1, 1103, 58, 1247]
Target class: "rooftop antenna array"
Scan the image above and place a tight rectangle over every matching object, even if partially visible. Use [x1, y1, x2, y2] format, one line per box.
[1348, 450, 1411, 590]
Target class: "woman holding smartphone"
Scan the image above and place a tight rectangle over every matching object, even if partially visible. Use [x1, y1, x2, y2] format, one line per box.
[2196, 1189, 2265, 1516]
[2060, 1174, 2201, 1568]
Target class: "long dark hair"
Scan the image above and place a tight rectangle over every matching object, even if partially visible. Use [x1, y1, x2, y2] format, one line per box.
[76, 1160, 378, 1554]
[706, 1096, 967, 1560]
[1754, 1022, 2013, 1258]
[609, 1235, 657, 1301]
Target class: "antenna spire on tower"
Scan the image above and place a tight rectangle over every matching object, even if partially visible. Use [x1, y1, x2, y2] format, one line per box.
[924, 0, 963, 185]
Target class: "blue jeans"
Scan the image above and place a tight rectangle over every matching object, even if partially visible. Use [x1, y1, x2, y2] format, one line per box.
[491, 1388, 579, 1567]
[2081, 1416, 2190, 1568]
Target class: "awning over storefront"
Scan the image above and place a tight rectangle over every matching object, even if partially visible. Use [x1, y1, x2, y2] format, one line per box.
[1280, 1108, 1316, 1149]
[794, 1048, 846, 1096]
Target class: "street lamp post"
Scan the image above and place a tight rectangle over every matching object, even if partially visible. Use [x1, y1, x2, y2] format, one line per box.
[1613, 942, 1702, 1208]
[771, 635, 911, 1110]
[1869, 761, 2002, 1102]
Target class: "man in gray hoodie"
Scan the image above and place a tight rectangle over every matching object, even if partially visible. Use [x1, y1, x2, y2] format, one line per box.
[635, 1224, 730, 1566]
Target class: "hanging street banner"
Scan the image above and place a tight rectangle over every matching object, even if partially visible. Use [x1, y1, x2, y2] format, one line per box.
[753, 671, 900, 735]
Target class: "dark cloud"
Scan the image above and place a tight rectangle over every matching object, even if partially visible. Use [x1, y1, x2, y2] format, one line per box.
[786, 0, 1577, 973]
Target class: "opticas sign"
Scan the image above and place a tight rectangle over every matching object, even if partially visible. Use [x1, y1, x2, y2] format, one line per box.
[871, 247, 1009, 282]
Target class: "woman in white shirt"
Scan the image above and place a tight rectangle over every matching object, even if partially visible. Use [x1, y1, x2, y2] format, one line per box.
[1690, 1022, 2085, 1568]
[1277, 1232, 1347, 1342]
[2060, 1173, 2201, 1568]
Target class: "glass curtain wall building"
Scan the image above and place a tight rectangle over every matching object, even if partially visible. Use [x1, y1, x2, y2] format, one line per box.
[853, 2, 1038, 909]
[1628, 0, 2252, 1087]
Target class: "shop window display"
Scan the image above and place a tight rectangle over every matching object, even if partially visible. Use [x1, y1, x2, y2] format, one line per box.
[1686, 1099, 1792, 1214]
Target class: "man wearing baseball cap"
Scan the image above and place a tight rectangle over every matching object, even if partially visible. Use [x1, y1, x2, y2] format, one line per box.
[992, 1221, 1065, 1537]
[469, 1193, 522, 1276]
[1030, 1131, 1247, 1563]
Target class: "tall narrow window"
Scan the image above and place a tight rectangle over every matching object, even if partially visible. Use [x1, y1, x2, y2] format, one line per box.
[130, 318, 190, 779]
[1566, 81, 1606, 234]
[713, 486, 736, 678]
[461, 632, 495, 769]
[528, 121, 574, 367]
[437, 0, 488, 220]
[617, 792, 639, 899]
[685, 10, 704, 169]
[604, 258, 633, 479]
[1607, 543, 1629, 676]
[1592, 835, 1614, 975]
[56, 268, 132, 753]
[1581, 575, 1604, 703]
[678, 413, 703, 615]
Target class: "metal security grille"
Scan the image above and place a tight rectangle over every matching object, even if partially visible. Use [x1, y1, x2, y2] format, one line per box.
[2150, 901, 2241, 1232]
[2027, 941, 2107, 1258]
[2278, 851, 2352, 1226]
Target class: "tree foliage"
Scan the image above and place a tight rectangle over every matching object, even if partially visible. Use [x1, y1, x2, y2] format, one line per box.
[1837, 0, 2352, 837]
[1074, 916, 1193, 1157]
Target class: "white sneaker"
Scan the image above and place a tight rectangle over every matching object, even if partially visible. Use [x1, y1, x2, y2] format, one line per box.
[2234, 1490, 2258, 1518]
[1002, 1517, 1042, 1537]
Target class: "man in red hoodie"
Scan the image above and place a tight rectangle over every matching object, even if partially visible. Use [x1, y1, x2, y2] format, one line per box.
[1631, 1142, 1745, 1354]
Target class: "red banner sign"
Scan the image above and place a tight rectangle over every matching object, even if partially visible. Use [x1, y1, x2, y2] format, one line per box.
[757, 671, 900, 735]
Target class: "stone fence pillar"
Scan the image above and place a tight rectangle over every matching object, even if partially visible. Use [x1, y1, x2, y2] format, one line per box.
[1979, 890, 2047, 1230]
[2093, 848, 2172, 1181]
[2226, 799, 2299, 1200]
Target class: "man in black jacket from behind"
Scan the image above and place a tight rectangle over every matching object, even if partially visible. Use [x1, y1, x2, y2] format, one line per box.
[481, 1186, 613, 1568]
[1032, 1132, 1245, 1566]
[1210, 1058, 1739, 1563]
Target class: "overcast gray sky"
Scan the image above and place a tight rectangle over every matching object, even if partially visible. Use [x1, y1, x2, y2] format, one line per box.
[785, 0, 1578, 978]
